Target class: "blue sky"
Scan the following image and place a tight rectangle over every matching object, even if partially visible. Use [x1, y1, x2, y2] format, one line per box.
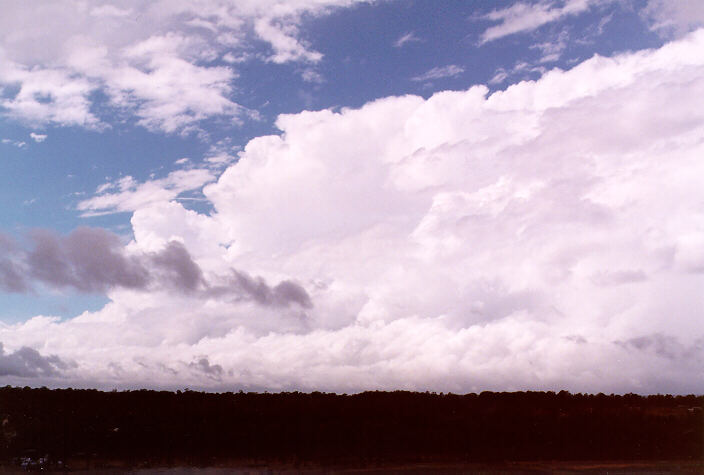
[1, 0, 704, 392]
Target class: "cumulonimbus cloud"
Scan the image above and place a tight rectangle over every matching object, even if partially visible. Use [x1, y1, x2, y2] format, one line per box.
[3, 29, 704, 393]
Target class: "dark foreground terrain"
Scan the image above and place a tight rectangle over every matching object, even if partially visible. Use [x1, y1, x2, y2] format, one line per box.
[0, 388, 702, 471]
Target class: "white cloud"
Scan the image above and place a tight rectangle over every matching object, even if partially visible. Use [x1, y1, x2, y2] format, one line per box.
[222, 52, 248, 64]
[89, 5, 133, 18]
[411, 65, 465, 82]
[4, 29, 704, 393]
[106, 34, 243, 134]
[29, 132, 47, 142]
[489, 60, 546, 85]
[489, 70, 509, 85]
[0, 56, 101, 128]
[643, 0, 704, 37]
[479, 0, 603, 44]
[1, 138, 26, 148]
[576, 11, 613, 44]
[74, 136, 237, 216]
[0, 0, 368, 133]
[394, 32, 421, 48]
[254, 17, 323, 64]
[489, 27, 570, 87]
[301, 68, 324, 83]
[203, 138, 240, 169]
[77, 167, 218, 216]
[531, 28, 569, 62]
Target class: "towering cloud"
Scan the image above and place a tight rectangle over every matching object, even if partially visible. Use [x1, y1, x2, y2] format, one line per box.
[3, 29, 704, 393]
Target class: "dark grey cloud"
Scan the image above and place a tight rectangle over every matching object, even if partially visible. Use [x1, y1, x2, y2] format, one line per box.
[270, 279, 313, 308]
[207, 270, 312, 308]
[149, 241, 204, 292]
[0, 227, 312, 308]
[0, 342, 70, 378]
[563, 334, 587, 344]
[21, 227, 199, 294]
[189, 357, 223, 381]
[0, 257, 28, 293]
[0, 234, 29, 292]
[616, 333, 704, 361]
[591, 269, 648, 286]
[27, 227, 149, 292]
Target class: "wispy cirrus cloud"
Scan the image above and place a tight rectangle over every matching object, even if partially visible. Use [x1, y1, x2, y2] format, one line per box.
[411, 64, 464, 82]
[254, 17, 323, 64]
[479, 0, 604, 44]
[531, 28, 569, 62]
[1, 138, 26, 148]
[77, 167, 218, 216]
[75, 138, 239, 216]
[394, 31, 421, 48]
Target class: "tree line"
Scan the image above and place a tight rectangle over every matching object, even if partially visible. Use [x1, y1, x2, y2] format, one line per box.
[1, 387, 702, 468]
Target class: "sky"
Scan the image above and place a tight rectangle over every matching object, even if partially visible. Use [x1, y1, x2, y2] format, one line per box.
[1, 0, 704, 394]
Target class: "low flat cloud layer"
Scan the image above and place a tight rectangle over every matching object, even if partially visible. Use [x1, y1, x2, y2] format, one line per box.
[2, 29, 704, 393]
